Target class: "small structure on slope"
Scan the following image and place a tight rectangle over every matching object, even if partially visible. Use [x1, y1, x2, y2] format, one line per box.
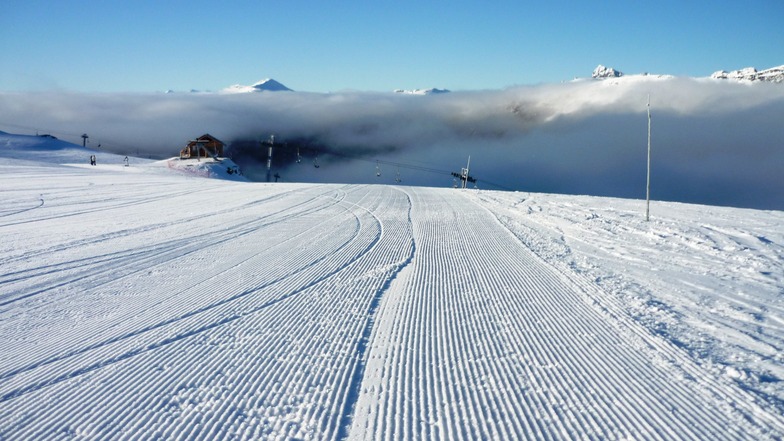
[180, 134, 225, 159]
[170, 133, 245, 181]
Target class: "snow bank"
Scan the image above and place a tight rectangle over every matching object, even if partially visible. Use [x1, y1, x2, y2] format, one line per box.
[164, 157, 248, 181]
[0, 132, 246, 182]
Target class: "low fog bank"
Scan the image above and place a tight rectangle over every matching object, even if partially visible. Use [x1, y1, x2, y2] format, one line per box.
[1, 77, 782, 209]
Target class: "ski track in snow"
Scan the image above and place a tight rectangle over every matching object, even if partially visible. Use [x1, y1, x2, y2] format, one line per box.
[0, 161, 782, 440]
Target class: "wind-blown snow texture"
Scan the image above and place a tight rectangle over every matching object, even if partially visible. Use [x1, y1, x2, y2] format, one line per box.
[1, 135, 783, 440]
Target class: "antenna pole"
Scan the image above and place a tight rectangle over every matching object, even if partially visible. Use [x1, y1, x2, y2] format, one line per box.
[646, 95, 651, 222]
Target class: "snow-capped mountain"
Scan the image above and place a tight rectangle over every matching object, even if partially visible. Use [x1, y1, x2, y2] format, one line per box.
[590, 64, 783, 83]
[711, 65, 784, 83]
[221, 78, 293, 93]
[592, 65, 624, 79]
[394, 87, 451, 95]
[586, 65, 673, 83]
[198, 63, 784, 95]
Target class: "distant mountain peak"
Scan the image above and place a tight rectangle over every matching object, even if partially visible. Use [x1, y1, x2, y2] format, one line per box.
[222, 78, 293, 93]
[592, 65, 624, 79]
[250, 78, 292, 91]
[394, 87, 451, 95]
[711, 65, 784, 83]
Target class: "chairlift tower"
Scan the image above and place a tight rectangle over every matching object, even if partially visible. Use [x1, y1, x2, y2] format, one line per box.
[81, 133, 89, 147]
[451, 156, 476, 189]
[461, 156, 471, 189]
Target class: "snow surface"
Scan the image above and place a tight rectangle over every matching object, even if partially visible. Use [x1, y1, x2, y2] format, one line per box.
[1, 133, 783, 439]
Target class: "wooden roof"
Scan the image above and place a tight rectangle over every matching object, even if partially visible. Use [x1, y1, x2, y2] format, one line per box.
[187, 133, 224, 147]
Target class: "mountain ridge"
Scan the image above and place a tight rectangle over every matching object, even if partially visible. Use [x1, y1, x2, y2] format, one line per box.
[590, 64, 783, 83]
[221, 78, 293, 93]
[710, 65, 784, 83]
[185, 63, 784, 94]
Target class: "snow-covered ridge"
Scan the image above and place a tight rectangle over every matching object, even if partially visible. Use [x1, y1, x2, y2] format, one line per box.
[591, 63, 784, 83]
[589, 65, 674, 82]
[572, 65, 674, 86]
[711, 65, 784, 83]
[393, 87, 451, 95]
[221, 78, 293, 93]
[0, 131, 246, 181]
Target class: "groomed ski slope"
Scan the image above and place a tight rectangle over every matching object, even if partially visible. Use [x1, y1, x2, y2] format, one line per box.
[0, 158, 782, 440]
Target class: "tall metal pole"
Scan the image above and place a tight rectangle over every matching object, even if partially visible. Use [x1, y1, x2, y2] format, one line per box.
[266, 135, 274, 183]
[646, 95, 651, 222]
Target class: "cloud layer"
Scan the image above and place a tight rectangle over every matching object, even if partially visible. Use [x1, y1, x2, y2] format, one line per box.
[1, 77, 782, 209]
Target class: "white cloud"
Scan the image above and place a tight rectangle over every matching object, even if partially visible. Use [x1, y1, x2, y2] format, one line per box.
[1, 77, 782, 209]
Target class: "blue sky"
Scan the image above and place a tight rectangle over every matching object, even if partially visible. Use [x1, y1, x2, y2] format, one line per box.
[2, 0, 782, 93]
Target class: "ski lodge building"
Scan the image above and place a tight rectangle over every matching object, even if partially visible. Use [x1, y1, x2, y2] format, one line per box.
[179, 134, 225, 159]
